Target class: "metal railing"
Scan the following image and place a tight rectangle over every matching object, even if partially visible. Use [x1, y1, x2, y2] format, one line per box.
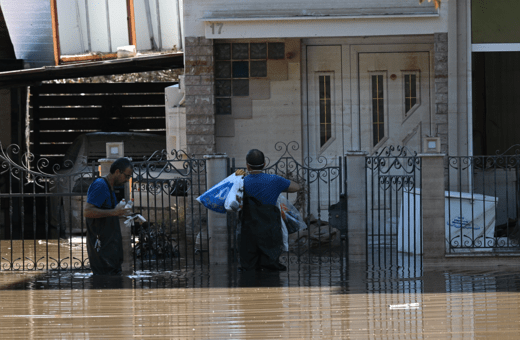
[130, 149, 208, 271]
[366, 146, 422, 267]
[446, 145, 520, 253]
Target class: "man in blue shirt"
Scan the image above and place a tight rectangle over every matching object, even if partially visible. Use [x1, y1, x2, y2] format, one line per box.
[84, 158, 133, 275]
[239, 149, 300, 271]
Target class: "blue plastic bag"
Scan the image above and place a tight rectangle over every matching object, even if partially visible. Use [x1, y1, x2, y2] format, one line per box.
[196, 174, 243, 214]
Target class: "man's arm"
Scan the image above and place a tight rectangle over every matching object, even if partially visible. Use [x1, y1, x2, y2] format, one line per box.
[284, 180, 300, 193]
[84, 203, 131, 219]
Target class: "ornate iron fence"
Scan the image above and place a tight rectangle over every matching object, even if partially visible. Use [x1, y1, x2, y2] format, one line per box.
[229, 142, 346, 267]
[130, 149, 208, 271]
[0, 143, 209, 272]
[446, 146, 520, 253]
[0, 143, 96, 270]
[366, 146, 422, 267]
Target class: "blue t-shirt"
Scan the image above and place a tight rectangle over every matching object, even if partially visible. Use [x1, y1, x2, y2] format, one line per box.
[87, 178, 117, 209]
[244, 173, 291, 205]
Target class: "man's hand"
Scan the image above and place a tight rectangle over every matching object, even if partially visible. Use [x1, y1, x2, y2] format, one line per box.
[235, 169, 247, 176]
[113, 205, 132, 217]
[84, 202, 132, 218]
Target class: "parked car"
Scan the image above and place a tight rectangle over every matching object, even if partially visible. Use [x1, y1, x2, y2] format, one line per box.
[50, 132, 173, 236]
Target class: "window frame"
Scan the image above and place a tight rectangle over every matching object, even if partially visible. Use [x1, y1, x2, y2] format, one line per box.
[50, 0, 136, 65]
[402, 70, 421, 120]
[315, 71, 336, 153]
[369, 71, 389, 149]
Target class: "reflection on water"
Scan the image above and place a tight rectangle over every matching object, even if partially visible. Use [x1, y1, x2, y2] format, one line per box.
[2, 259, 520, 338]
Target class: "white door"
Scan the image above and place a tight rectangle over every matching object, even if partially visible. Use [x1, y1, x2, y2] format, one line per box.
[359, 52, 431, 154]
[359, 52, 431, 239]
[306, 45, 343, 162]
[305, 45, 343, 218]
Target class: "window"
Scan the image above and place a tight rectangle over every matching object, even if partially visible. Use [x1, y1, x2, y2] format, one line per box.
[214, 42, 284, 115]
[51, 0, 183, 64]
[372, 75, 385, 146]
[404, 74, 417, 114]
[319, 75, 332, 147]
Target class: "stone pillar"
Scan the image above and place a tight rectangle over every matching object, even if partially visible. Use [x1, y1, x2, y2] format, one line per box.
[184, 37, 215, 157]
[420, 153, 446, 260]
[346, 151, 368, 262]
[204, 154, 229, 265]
[98, 158, 133, 275]
[434, 32, 448, 155]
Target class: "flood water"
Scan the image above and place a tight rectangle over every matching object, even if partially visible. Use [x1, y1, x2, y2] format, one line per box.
[1, 263, 520, 339]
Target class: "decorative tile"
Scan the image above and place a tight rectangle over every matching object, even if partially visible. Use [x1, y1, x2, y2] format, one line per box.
[215, 44, 231, 60]
[233, 79, 249, 96]
[250, 61, 267, 77]
[215, 61, 231, 78]
[267, 60, 288, 81]
[250, 43, 267, 59]
[249, 79, 270, 100]
[216, 98, 232, 115]
[268, 43, 285, 59]
[232, 43, 249, 59]
[215, 80, 231, 96]
[232, 61, 249, 78]
[232, 97, 252, 119]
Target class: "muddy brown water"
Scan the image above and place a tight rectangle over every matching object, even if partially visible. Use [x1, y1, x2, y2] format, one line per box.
[1, 265, 520, 339]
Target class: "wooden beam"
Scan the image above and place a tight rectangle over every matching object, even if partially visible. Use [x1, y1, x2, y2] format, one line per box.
[50, 0, 61, 66]
[60, 53, 118, 63]
[127, 0, 137, 46]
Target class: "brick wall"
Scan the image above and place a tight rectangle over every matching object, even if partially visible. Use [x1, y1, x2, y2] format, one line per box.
[434, 33, 448, 155]
[184, 37, 216, 157]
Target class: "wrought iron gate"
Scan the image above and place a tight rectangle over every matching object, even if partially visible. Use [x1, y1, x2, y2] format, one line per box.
[229, 142, 347, 267]
[130, 150, 208, 271]
[366, 146, 422, 267]
[0, 143, 208, 272]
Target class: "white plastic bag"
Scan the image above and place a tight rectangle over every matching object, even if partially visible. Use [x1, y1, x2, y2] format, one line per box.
[224, 174, 244, 212]
[280, 216, 289, 251]
[196, 173, 244, 214]
[277, 195, 306, 234]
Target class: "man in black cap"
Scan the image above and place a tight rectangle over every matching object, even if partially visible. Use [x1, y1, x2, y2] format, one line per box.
[239, 149, 300, 271]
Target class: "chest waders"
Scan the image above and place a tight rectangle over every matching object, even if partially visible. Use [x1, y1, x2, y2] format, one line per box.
[239, 191, 285, 271]
[85, 178, 124, 275]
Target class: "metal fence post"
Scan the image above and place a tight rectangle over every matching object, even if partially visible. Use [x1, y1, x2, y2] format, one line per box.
[420, 153, 446, 260]
[346, 151, 368, 262]
[204, 154, 229, 265]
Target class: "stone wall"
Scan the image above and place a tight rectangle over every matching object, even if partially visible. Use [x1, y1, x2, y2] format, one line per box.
[184, 37, 215, 157]
[434, 32, 448, 155]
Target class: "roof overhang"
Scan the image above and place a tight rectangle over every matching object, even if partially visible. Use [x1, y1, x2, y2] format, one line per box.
[0, 52, 184, 88]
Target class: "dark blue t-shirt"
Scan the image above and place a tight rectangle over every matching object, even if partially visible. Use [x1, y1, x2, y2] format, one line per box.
[244, 173, 290, 205]
[87, 178, 117, 209]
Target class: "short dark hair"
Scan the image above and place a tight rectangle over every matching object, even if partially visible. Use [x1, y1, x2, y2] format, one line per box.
[246, 149, 265, 170]
[110, 157, 133, 174]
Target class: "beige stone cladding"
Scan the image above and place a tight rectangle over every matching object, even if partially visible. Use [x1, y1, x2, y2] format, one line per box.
[184, 36, 216, 157]
[434, 32, 448, 155]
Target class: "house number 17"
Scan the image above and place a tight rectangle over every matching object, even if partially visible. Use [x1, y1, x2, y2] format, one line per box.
[210, 23, 223, 35]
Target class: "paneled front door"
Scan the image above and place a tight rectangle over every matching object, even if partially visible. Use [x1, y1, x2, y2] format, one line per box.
[359, 52, 431, 154]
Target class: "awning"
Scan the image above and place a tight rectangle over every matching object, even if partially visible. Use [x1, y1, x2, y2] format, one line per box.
[0, 53, 184, 88]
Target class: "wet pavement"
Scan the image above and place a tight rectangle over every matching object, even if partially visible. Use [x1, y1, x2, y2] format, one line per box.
[1, 263, 520, 339]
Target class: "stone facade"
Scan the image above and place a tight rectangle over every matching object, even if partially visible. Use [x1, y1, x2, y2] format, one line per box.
[184, 37, 216, 157]
[434, 32, 448, 155]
